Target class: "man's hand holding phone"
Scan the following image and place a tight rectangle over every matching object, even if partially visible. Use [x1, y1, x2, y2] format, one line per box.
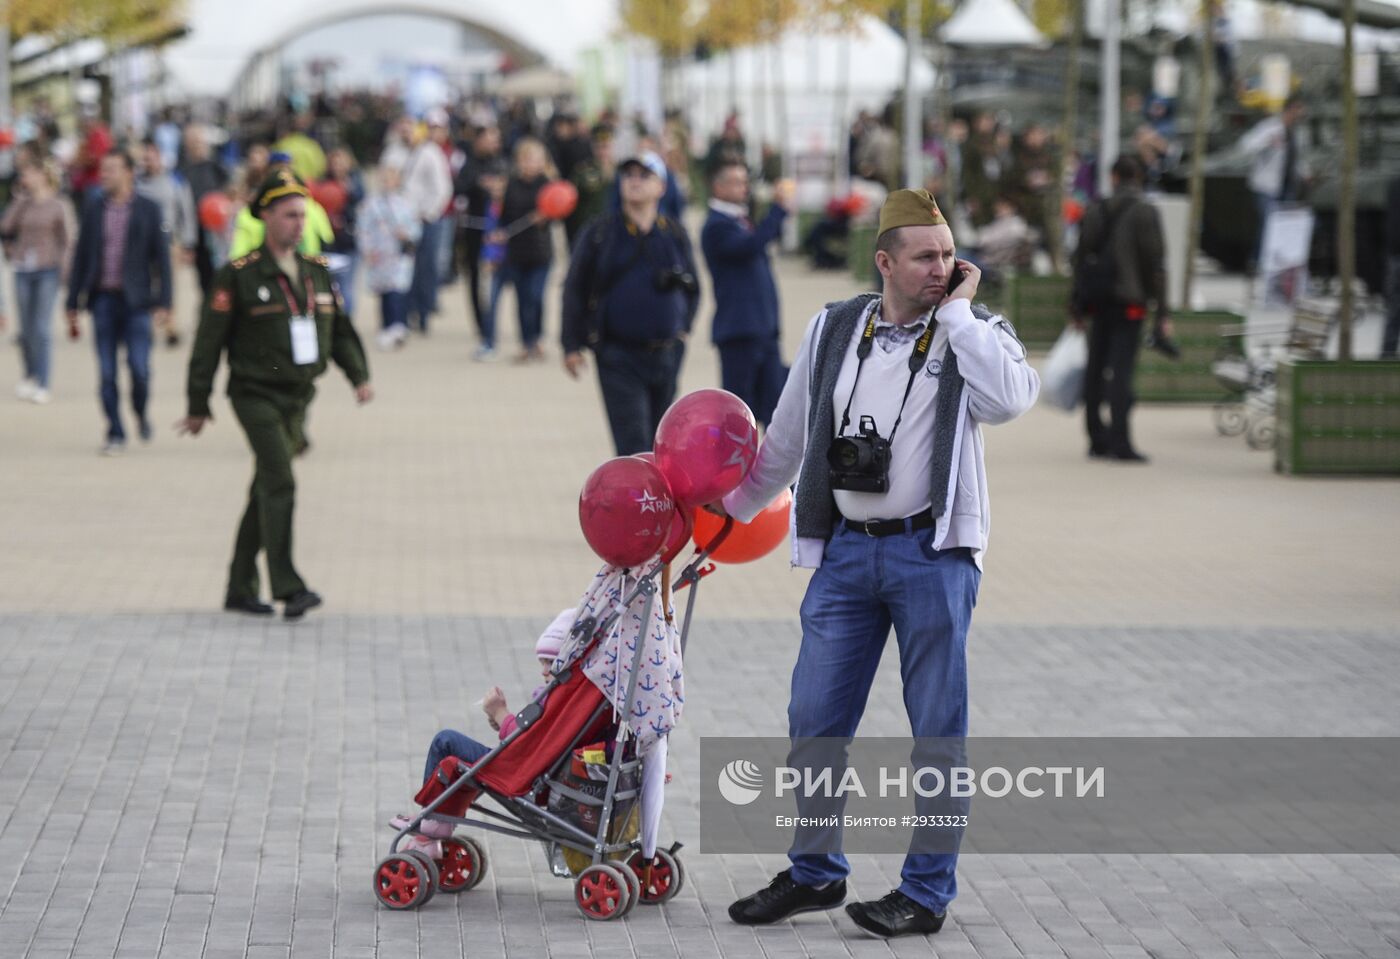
[943, 259, 980, 305]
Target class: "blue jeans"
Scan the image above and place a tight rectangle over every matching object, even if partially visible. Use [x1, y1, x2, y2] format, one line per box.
[409, 218, 443, 330]
[594, 339, 685, 455]
[434, 214, 456, 282]
[14, 268, 59, 389]
[423, 729, 492, 784]
[786, 525, 980, 914]
[380, 290, 409, 331]
[329, 253, 358, 321]
[491, 262, 550, 350]
[90, 292, 153, 442]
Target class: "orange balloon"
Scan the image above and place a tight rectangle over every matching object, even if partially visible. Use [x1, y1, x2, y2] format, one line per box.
[537, 180, 578, 220]
[309, 179, 347, 216]
[692, 489, 791, 564]
[199, 192, 232, 231]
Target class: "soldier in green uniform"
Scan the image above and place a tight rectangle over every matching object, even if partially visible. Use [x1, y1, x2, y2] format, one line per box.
[178, 169, 373, 620]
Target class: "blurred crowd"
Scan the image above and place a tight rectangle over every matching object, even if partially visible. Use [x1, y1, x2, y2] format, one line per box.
[0, 90, 796, 454]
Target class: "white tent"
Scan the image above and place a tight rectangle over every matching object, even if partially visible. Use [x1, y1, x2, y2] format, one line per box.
[941, 0, 1048, 47]
[677, 17, 934, 154]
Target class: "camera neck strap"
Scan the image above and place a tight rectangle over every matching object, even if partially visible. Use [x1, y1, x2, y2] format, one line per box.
[836, 306, 936, 446]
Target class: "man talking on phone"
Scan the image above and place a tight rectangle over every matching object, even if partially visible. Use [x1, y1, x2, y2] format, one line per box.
[717, 189, 1039, 938]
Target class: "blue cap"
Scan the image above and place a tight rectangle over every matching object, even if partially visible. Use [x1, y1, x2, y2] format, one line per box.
[619, 150, 667, 181]
[269, 150, 293, 165]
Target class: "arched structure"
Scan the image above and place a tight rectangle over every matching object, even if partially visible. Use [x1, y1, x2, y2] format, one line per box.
[162, 0, 616, 102]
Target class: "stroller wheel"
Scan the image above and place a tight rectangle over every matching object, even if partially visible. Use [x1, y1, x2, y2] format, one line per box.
[402, 850, 439, 905]
[1213, 402, 1248, 437]
[574, 863, 631, 921]
[373, 853, 433, 910]
[625, 848, 684, 904]
[437, 837, 488, 893]
[618, 860, 641, 916]
[1246, 416, 1277, 451]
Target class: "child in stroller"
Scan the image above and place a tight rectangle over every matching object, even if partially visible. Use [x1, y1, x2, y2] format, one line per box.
[376, 561, 692, 919]
[388, 608, 577, 854]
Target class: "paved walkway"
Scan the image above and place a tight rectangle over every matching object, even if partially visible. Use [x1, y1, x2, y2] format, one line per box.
[1, 253, 1397, 958]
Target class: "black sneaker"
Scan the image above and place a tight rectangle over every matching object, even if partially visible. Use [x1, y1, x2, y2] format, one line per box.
[1146, 330, 1181, 360]
[845, 890, 946, 938]
[282, 589, 323, 620]
[728, 869, 846, 925]
[1110, 447, 1150, 463]
[224, 595, 274, 616]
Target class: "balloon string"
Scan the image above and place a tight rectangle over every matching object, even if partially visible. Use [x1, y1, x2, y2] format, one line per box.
[457, 213, 542, 237]
[609, 570, 628, 721]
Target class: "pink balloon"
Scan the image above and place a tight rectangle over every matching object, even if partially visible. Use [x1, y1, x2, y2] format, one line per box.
[654, 390, 759, 507]
[579, 457, 675, 568]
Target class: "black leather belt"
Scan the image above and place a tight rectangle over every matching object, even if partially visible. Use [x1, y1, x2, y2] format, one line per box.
[841, 508, 938, 537]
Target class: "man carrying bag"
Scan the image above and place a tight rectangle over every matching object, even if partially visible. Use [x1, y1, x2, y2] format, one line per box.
[1070, 156, 1172, 463]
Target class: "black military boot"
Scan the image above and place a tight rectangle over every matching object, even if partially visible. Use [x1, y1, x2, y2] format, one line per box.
[282, 589, 323, 620]
[224, 595, 274, 616]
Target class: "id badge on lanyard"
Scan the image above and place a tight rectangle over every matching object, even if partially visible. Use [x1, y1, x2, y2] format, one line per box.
[278, 273, 320, 366]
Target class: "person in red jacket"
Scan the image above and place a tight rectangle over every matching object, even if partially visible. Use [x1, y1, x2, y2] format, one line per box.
[69, 113, 113, 198]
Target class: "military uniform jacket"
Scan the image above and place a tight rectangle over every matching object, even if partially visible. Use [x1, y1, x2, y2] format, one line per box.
[187, 246, 369, 417]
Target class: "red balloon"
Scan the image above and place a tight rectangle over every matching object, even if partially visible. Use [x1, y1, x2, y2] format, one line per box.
[537, 180, 578, 220]
[309, 179, 347, 216]
[631, 451, 691, 562]
[654, 389, 759, 508]
[661, 505, 693, 563]
[199, 192, 232, 231]
[579, 457, 675, 568]
[692, 489, 790, 564]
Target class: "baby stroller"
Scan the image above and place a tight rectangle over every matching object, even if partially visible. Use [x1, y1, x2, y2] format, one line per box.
[372, 521, 731, 920]
[1211, 299, 1335, 450]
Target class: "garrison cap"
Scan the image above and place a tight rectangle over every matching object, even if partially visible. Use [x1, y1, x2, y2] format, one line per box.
[252, 168, 310, 219]
[877, 188, 947, 238]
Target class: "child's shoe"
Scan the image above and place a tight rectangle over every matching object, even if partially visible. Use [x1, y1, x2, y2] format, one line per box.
[389, 813, 455, 840]
[398, 833, 442, 859]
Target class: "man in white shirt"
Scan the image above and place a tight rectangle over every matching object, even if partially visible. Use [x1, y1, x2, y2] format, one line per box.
[1238, 94, 1310, 269]
[720, 189, 1039, 938]
[393, 111, 454, 332]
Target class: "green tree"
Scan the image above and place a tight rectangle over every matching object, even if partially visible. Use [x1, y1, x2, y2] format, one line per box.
[620, 0, 697, 57]
[7, 0, 183, 44]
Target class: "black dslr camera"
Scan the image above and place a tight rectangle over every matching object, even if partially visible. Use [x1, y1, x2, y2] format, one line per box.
[828, 415, 892, 493]
[654, 266, 699, 295]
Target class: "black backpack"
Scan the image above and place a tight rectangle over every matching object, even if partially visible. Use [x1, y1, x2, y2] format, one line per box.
[1076, 200, 1131, 309]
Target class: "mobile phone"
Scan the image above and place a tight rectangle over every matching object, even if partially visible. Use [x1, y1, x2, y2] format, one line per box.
[947, 263, 967, 293]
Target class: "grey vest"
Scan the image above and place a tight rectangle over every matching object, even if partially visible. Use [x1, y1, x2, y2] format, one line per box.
[794, 294, 968, 540]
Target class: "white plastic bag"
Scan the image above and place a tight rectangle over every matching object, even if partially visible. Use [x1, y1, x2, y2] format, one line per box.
[1040, 328, 1087, 412]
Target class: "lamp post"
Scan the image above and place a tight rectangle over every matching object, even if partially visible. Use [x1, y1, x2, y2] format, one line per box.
[1098, 0, 1121, 197]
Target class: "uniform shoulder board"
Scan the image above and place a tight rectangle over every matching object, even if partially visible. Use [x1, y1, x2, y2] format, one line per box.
[300, 253, 330, 268]
[230, 250, 261, 270]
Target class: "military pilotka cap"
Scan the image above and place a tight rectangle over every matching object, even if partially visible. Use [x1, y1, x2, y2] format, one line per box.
[877, 188, 947, 238]
[251, 168, 310, 219]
